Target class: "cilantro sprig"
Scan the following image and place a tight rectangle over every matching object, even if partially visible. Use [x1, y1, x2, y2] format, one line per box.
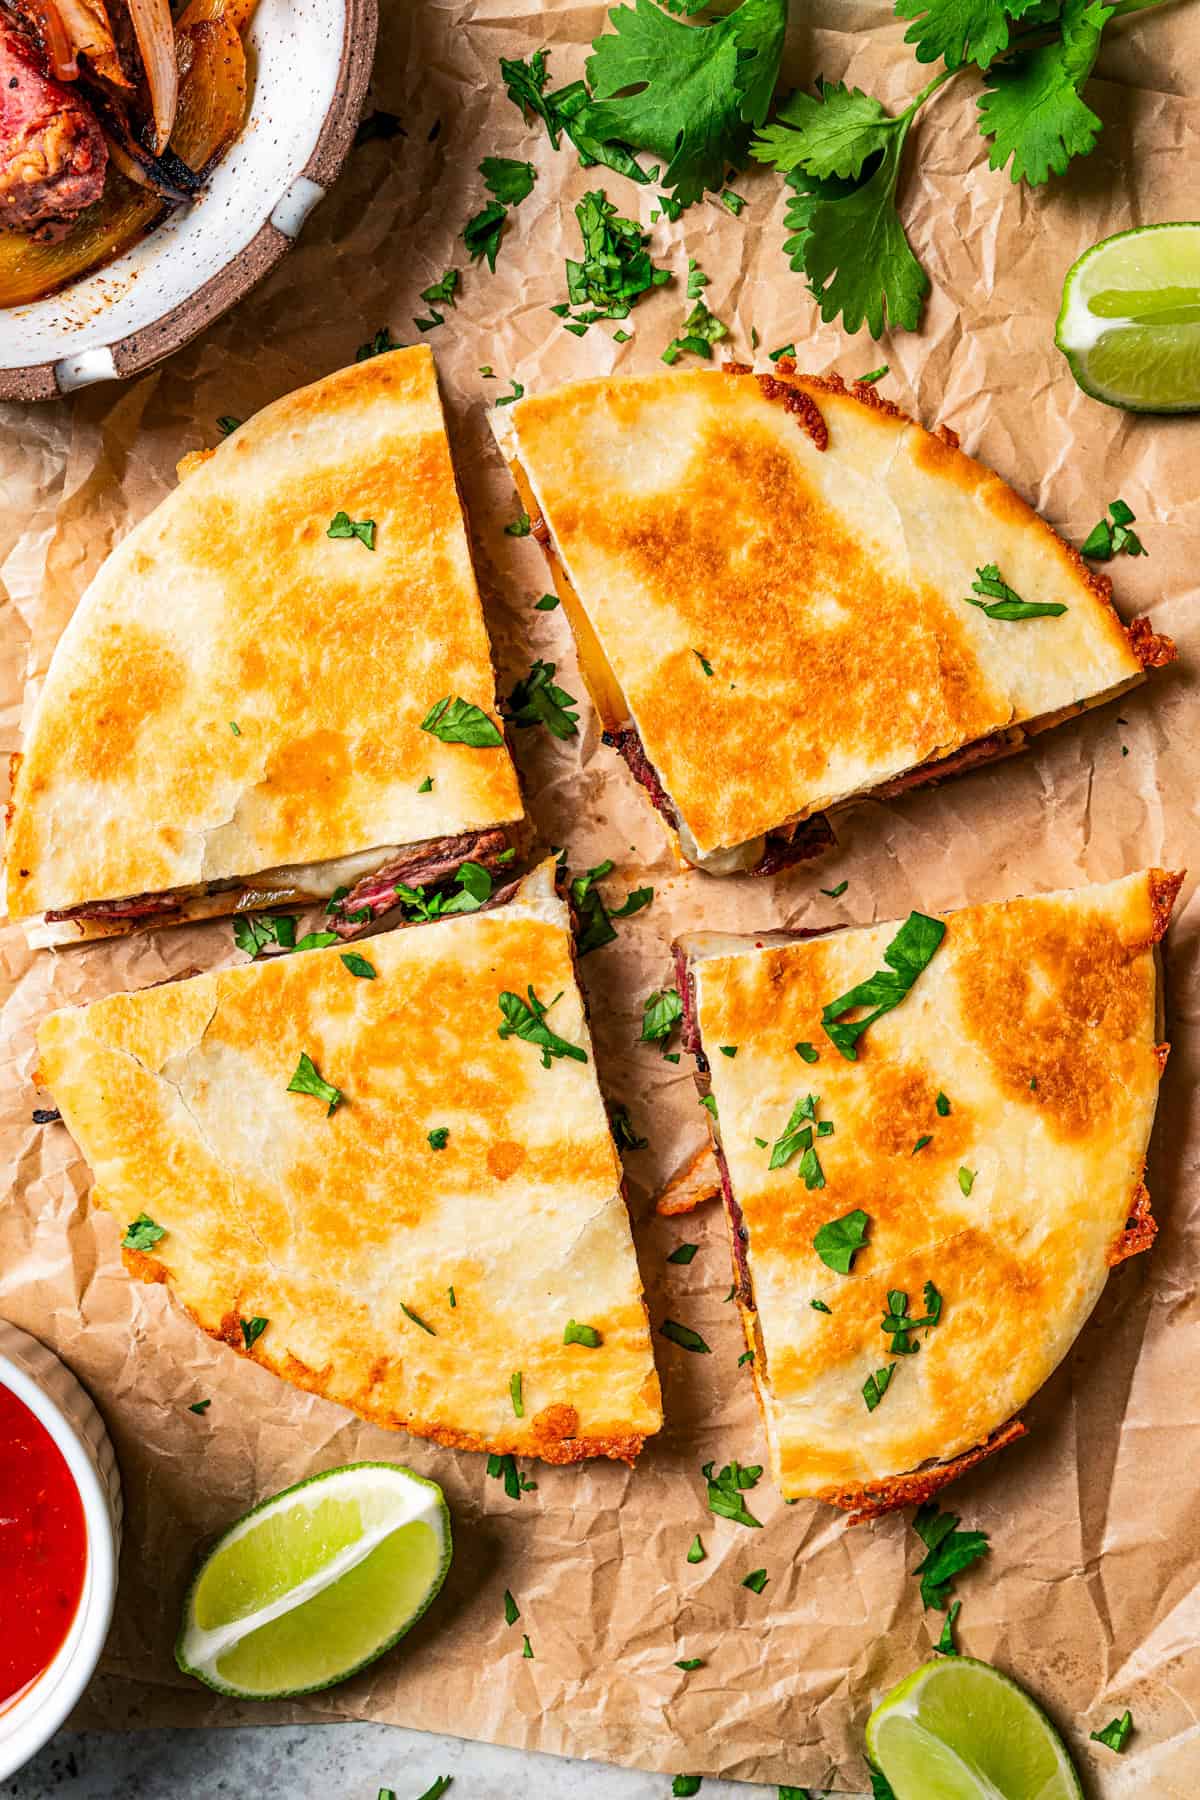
[702, 1458, 763, 1528]
[498, 986, 588, 1068]
[505, 660, 581, 740]
[821, 911, 945, 1060]
[912, 1501, 990, 1609]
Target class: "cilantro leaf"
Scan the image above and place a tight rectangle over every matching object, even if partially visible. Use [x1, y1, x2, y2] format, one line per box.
[912, 1502, 991, 1609]
[1082, 498, 1146, 559]
[937, 1597, 962, 1654]
[240, 1315, 268, 1350]
[463, 200, 507, 270]
[896, 0, 1045, 72]
[752, 79, 900, 181]
[662, 296, 729, 364]
[863, 1365, 895, 1411]
[571, 859, 618, 956]
[813, 1208, 870, 1274]
[821, 911, 946, 1059]
[783, 127, 930, 338]
[481, 156, 536, 205]
[504, 1589, 520, 1625]
[401, 1303, 436, 1336]
[769, 1093, 818, 1169]
[123, 1212, 165, 1251]
[641, 987, 683, 1042]
[686, 1534, 706, 1563]
[870, 1769, 900, 1800]
[500, 50, 558, 139]
[963, 562, 1068, 620]
[233, 912, 297, 959]
[1091, 1710, 1134, 1753]
[498, 986, 588, 1068]
[581, 0, 787, 204]
[977, 0, 1110, 186]
[327, 511, 376, 550]
[287, 1051, 343, 1115]
[564, 1319, 602, 1347]
[742, 1568, 769, 1593]
[420, 696, 504, 747]
[660, 1318, 711, 1354]
[610, 885, 653, 918]
[486, 1451, 537, 1499]
[610, 1102, 649, 1151]
[702, 1459, 763, 1528]
[341, 952, 376, 979]
[506, 660, 581, 741]
[420, 269, 459, 307]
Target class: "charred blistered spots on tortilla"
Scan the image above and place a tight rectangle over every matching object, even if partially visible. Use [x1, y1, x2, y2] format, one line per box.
[699, 940, 834, 1054]
[952, 905, 1156, 1142]
[61, 621, 186, 781]
[855, 1060, 972, 1163]
[255, 728, 352, 830]
[487, 1139, 527, 1181]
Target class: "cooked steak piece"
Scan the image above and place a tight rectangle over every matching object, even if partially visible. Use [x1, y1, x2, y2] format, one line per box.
[0, 17, 106, 240]
[331, 828, 516, 936]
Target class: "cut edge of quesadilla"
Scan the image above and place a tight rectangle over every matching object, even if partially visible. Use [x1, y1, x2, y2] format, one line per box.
[672, 866, 1182, 1515]
[34, 855, 664, 1466]
[494, 365, 1174, 876]
[7, 346, 527, 946]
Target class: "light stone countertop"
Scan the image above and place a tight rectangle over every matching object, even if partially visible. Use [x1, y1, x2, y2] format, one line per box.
[9, 1723, 868, 1798]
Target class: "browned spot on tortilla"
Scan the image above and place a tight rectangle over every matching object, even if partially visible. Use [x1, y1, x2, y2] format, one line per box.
[487, 1139, 527, 1181]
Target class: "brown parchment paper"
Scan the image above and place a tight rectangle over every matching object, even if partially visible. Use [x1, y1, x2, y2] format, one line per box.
[2, 1, 1200, 1790]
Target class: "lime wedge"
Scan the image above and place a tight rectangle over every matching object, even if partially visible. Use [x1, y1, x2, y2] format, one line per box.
[866, 1657, 1084, 1800]
[1057, 222, 1200, 411]
[176, 1461, 451, 1699]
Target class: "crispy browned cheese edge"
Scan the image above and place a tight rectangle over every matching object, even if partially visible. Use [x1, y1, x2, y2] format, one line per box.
[823, 1418, 1029, 1526]
[655, 1142, 721, 1216]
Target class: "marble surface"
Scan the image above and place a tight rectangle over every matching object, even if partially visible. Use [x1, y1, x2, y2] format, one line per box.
[8, 1723, 867, 1798]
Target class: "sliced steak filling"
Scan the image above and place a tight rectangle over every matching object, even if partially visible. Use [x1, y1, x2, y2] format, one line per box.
[330, 828, 516, 938]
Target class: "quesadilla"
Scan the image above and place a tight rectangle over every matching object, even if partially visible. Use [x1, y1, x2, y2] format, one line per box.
[496, 365, 1173, 875]
[674, 867, 1180, 1514]
[35, 858, 663, 1464]
[7, 346, 525, 945]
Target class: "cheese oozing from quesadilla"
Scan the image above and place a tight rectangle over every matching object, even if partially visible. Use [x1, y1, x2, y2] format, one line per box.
[35, 859, 663, 1464]
[675, 867, 1180, 1514]
[497, 366, 1173, 874]
[7, 346, 524, 943]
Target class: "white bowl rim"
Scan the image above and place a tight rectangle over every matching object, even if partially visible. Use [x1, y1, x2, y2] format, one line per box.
[0, 1345, 118, 1777]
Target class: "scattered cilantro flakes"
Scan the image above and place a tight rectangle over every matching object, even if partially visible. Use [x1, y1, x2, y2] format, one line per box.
[936, 1091, 950, 1116]
[661, 1319, 711, 1354]
[401, 1303, 436, 1336]
[813, 1208, 870, 1274]
[481, 156, 536, 205]
[822, 911, 945, 1060]
[217, 415, 241, 436]
[742, 1568, 769, 1594]
[522, 1634, 534, 1659]
[870, 1774, 899, 1800]
[1091, 1711, 1134, 1754]
[858, 364, 889, 384]
[672, 1780, 702, 1798]
[240, 1316, 268, 1350]
[327, 511, 376, 550]
[421, 696, 504, 747]
[821, 880, 849, 898]
[610, 885, 653, 919]
[703, 1460, 763, 1528]
[287, 1052, 343, 1115]
[768, 1094, 827, 1188]
[719, 1045, 738, 1058]
[699, 1093, 718, 1119]
[229, 720, 241, 735]
[611, 1103, 649, 1151]
[912, 1502, 990, 1610]
[720, 189, 746, 214]
[507, 659, 580, 740]
[420, 268, 459, 308]
[560, 189, 670, 335]
[863, 1365, 895, 1411]
[693, 649, 715, 676]
[479, 364, 494, 377]
[510, 1371, 524, 1417]
[662, 296, 729, 364]
[504, 1589, 520, 1626]
[498, 986, 588, 1068]
[675, 1656, 704, 1671]
[188, 1399, 211, 1415]
[496, 378, 525, 407]
[356, 327, 400, 361]
[687, 1534, 706, 1564]
[769, 342, 796, 361]
[964, 562, 1067, 621]
[882, 1280, 943, 1356]
[687, 258, 709, 299]
[581, 0, 787, 204]
[1082, 498, 1146, 560]
[958, 1166, 976, 1196]
[500, 47, 654, 182]
[641, 987, 683, 1043]
[123, 1213, 165, 1251]
[505, 511, 532, 537]
[534, 592, 560, 610]
[427, 1127, 449, 1151]
[912, 1134, 932, 1155]
[295, 930, 339, 952]
[810, 1298, 832, 1314]
[341, 952, 376, 979]
[464, 200, 508, 270]
[937, 1598, 962, 1655]
[448, 1287, 456, 1308]
[395, 861, 495, 925]
[667, 1243, 699, 1264]
[738, 1349, 755, 1367]
[795, 1042, 820, 1063]
[487, 1452, 537, 1498]
[564, 1319, 602, 1347]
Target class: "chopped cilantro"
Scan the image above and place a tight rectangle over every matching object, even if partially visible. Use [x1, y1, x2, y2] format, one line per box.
[500, 49, 654, 182]
[534, 593, 560, 614]
[240, 1316, 268, 1350]
[742, 1568, 769, 1594]
[507, 660, 579, 739]
[858, 364, 889, 384]
[487, 1452, 537, 1498]
[559, 189, 670, 334]
[233, 913, 296, 959]
[693, 649, 715, 677]
[661, 1319, 711, 1354]
[768, 1094, 827, 1187]
[936, 1091, 950, 1116]
[509, 1371, 524, 1417]
[420, 269, 459, 308]
[610, 885, 653, 918]
[703, 1459, 763, 1528]
[611, 1103, 649, 1151]
[673, 1781, 702, 1798]
[481, 156, 535, 205]
[496, 378, 525, 408]
[341, 952, 376, 979]
[937, 1598, 962, 1656]
[395, 861, 495, 924]
[499, 986, 587, 1068]
[882, 1280, 943, 1355]
[964, 563, 1067, 621]
[769, 342, 796, 361]
[504, 1589, 520, 1625]
[448, 1287, 456, 1309]
[295, 931, 339, 952]
[912, 1134, 932, 1155]
[662, 296, 729, 364]
[667, 1243, 698, 1264]
[427, 1128, 449, 1151]
[795, 1042, 820, 1063]
[420, 696, 504, 747]
[738, 1349, 755, 1367]
[863, 1365, 894, 1411]
[505, 511, 532, 537]
[912, 1502, 990, 1609]
[822, 910, 946, 1060]
[401, 1303, 436, 1336]
[958, 1166, 976, 1196]
[356, 328, 400, 361]
[327, 511, 376, 550]
[463, 200, 507, 270]
[522, 1634, 534, 1658]
[229, 720, 241, 735]
[719, 1045, 737, 1058]
[1082, 498, 1146, 560]
[810, 1298, 832, 1314]
[721, 189, 746, 214]
[286, 1052, 343, 1115]
[641, 987, 683, 1043]
[188, 1399, 211, 1415]
[1091, 1711, 1134, 1754]
[123, 1213, 165, 1251]
[813, 1208, 869, 1274]
[564, 1319, 602, 1347]
[700, 1093, 718, 1119]
[821, 880, 848, 898]
[686, 1534, 706, 1564]
[217, 415, 241, 436]
[675, 1656, 704, 1671]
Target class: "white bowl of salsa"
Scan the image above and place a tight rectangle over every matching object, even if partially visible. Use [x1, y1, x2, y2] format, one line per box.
[0, 1321, 122, 1780]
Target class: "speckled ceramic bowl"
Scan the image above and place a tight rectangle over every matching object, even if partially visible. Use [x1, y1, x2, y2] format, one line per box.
[0, 0, 376, 403]
[0, 1320, 122, 1780]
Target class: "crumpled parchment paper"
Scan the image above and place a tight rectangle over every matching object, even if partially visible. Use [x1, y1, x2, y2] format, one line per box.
[1, 1, 1199, 1790]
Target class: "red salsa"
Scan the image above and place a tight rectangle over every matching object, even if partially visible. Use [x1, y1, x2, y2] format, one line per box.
[0, 1382, 88, 1709]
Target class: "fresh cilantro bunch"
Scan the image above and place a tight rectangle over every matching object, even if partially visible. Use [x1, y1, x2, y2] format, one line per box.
[752, 0, 1166, 337]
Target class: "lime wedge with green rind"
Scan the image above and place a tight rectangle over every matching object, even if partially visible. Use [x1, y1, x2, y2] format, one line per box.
[176, 1461, 451, 1699]
[1057, 222, 1200, 412]
[866, 1656, 1084, 1800]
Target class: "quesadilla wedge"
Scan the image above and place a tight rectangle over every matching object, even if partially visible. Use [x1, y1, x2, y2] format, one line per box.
[35, 858, 663, 1464]
[673, 867, 1181, 1514]
[8, 346, 525, 945]
[496, 365, 1173, 875]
